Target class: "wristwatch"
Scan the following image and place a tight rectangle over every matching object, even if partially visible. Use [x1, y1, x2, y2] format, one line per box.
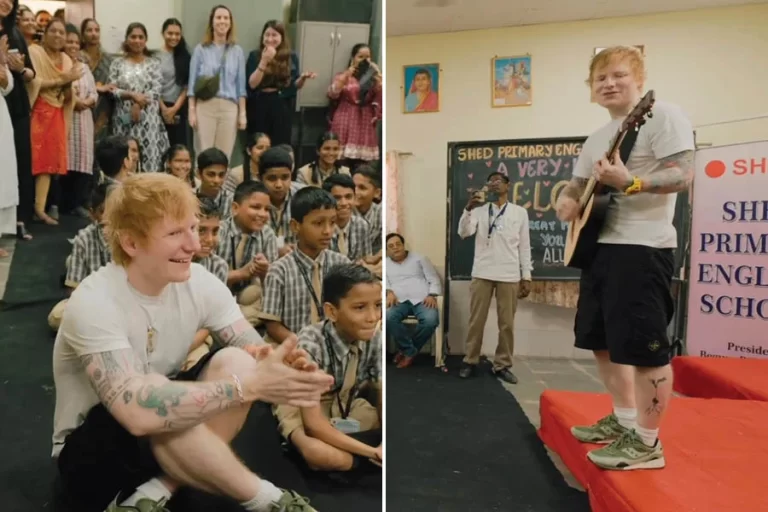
[624, 176, 643, 195]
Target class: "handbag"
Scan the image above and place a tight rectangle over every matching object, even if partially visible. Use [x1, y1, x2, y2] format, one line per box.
[194, 45, 228, 101]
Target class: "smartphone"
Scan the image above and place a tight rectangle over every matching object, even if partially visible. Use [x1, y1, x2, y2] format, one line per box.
[355, 59, 371, 79]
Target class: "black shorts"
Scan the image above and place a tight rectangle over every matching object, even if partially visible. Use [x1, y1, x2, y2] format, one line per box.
[56, 348, 219, 511]
[574, 244, 675, 367]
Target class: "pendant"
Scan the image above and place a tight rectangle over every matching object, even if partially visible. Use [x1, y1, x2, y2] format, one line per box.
[147, 327, 156, 354]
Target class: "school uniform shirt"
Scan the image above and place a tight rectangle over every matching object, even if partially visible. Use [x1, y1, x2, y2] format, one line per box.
[194, 184, 234, 220]
[332, 215, 372, 262]
[64, 222, 112, 288]
[195, 254, 229, 284]
[216, 217, 279, 293]
[52, 262, 246, 457]
[269, 190, 297, 247]
[298, 320, 382, 395]
[458, 201, 533, 283]
[295, 163, 351, 187]
[260, 249, 350, 334]
[354, 202, 382, 254]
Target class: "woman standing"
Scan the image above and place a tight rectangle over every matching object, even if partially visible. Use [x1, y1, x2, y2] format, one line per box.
[62, 23, 96, 216]
[108, 22, 169, 172]
[187, 5, 246, 161]
[0, 2, 18, 257]
[80, 18, 116, 146]
[26, 18, 80, 225]
[328, 43, 381, 167]
[157, 18, 190, 148]
[16, 5, 35, 47]
[4, 0, 35, 241]
[245, 20, 314, 147]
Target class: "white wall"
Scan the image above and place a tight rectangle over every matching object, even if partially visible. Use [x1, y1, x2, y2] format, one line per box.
[23, 1, 66, 14]
[94, 0, 177, 53]
[386, 4, 768, 358]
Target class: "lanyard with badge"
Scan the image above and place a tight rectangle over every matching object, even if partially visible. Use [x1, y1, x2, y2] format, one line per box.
[270, 195, 290, 243]
[323, 322, 361, 433]
[293, 252, 325, 320]
[487, 202, 508, 246]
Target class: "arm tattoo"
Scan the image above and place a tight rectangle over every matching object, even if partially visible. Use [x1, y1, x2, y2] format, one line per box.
[80, 348, 240, 432]
[642, 150, 694, 194]
[561, 177, 589, 201]
[211, 317, 264, 349]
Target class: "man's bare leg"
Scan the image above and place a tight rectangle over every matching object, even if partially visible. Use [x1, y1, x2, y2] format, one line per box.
[634, 364, 673, 446]
[594, 350, 637, 429]
[124, 348, 286, 510]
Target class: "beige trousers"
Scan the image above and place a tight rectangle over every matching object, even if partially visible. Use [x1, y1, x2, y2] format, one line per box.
[194, 97, 239, 162]
[463, 278, 519, 370]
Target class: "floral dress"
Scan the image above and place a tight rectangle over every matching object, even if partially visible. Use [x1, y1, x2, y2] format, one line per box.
[108, 56, 169, 171]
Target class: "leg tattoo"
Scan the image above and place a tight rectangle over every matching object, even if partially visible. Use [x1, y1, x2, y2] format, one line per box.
[645, 377, 668, 415]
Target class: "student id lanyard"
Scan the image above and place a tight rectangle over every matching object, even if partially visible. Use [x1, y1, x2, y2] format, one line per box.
[229, 231, 263, 269]
[324, 323, 358, 419]
[293, 252, 325, 320]
[487, 202, 508, 245]
[270, 196, 290, 236]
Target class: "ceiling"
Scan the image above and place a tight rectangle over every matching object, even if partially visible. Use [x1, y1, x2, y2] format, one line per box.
[386, 0, 768, 36]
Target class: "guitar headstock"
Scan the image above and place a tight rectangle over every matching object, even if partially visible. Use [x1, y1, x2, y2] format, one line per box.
[622, 90, 655, 132]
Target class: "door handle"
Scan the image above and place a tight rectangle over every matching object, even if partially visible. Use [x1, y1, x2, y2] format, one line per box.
[330, 32, 335, 46]
[336, 31, 341, 46]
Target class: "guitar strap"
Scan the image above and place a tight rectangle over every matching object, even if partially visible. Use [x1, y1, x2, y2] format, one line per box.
[618, 126, 640, 165]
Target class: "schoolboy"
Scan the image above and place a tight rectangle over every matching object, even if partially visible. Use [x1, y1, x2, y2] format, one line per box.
[352, 165, 383, 274]
[96, 135, 136, 185]
[195, 147, 234, 220]
[216, 180, 279, 326]
[260, 187, 351, 343]
[322, 174, 373, 263]
[259, 147, 302, 257]
[274, 263, 383, 472]
[49, 183, 114, 331]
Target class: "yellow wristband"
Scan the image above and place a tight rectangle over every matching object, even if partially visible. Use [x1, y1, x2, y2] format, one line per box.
[624, 176, 643, 195]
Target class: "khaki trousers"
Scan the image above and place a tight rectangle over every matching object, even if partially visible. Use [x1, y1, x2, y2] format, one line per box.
[194, 97, 239, 162]
[463, 278, 519, 371]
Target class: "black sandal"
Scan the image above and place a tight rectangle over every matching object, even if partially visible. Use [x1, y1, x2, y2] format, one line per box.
[16, 223, 32, 241]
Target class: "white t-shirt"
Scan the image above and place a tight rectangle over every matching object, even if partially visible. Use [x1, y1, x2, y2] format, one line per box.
[51, 262, 245, 457]
[572, 100, 695, 248]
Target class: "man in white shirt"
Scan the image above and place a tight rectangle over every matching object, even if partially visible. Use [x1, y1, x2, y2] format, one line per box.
[385, 233, 443, 369]
[52, 173, 331, 512]
[457, 172, 532, 383]
[555, 46, 695, 472]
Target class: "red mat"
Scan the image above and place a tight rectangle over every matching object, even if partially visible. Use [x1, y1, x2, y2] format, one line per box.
[672, 356, 768, 401]
[538, 390, 768, 512]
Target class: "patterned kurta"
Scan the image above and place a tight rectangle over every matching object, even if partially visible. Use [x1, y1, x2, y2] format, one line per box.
[328, 74, 381, 162]
[83, 48, 115, 144]
[68, 62, 98, 174]
[108, 56, 169, 172]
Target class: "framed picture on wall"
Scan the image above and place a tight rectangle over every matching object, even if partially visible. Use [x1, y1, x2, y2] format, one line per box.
[402, 63, 440, 114]
[594, 45, 645, 55]
[491, 55, 532, 108]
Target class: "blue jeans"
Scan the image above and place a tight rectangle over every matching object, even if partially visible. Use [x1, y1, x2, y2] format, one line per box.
[386, 301, 440, 357]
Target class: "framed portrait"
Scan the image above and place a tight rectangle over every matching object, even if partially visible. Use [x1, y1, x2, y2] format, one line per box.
[402, 63, 440, 114]
[491, 55, 532, 108]
[594, 45, 645, 56]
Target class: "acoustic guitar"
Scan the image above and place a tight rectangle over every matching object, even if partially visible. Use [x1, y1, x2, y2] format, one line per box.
[563, 90, 656, 269]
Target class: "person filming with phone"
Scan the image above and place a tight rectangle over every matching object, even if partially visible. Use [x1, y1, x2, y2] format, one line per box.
[456, 171, 532, 384]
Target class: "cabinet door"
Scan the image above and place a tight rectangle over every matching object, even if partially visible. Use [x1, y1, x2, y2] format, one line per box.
[296, 21, 338, 108]
[331, 23, 371, 79]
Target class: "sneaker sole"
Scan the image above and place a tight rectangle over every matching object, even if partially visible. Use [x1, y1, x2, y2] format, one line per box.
[589, 455, 666, 471]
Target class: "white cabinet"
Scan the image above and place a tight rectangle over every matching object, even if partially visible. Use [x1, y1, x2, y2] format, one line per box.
[294, 21, 371, 109]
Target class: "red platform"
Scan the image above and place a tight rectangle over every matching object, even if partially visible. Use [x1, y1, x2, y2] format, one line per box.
[672, 356, 768, 401]
[538, 390, 768, 512]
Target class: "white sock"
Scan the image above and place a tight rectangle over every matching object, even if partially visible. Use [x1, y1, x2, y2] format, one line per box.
[120, 478, 172, 506]
[241, 480, 283, 512]
[613, 407, 637, 430]
[635, 425, 659, 447]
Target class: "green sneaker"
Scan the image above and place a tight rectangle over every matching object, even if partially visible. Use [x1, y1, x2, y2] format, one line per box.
[587, 429, 665, 470]
[270, 489, 317, 511]
[105, 495, 170, 512]
[570, 413, 628, 444]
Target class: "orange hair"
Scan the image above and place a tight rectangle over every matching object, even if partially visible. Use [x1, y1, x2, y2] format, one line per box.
[104, 173, 200, 266]
[587, 46, 646, 87]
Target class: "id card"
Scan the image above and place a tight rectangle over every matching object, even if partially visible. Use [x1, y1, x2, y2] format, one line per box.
[276, 235, 285, 247]
[331, 417, 361, 434]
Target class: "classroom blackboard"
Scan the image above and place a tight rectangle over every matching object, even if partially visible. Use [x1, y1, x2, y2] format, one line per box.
[446, 136, 587, 281]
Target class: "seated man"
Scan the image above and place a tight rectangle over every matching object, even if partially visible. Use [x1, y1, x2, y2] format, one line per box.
[49, 183, 114, 331]
[275, 263, 382, 472]
[52, 173, 332, 512]
[385, 233, 442, 369]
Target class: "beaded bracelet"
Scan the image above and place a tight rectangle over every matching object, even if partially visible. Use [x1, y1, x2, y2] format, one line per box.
[231, 373, 245, 404]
